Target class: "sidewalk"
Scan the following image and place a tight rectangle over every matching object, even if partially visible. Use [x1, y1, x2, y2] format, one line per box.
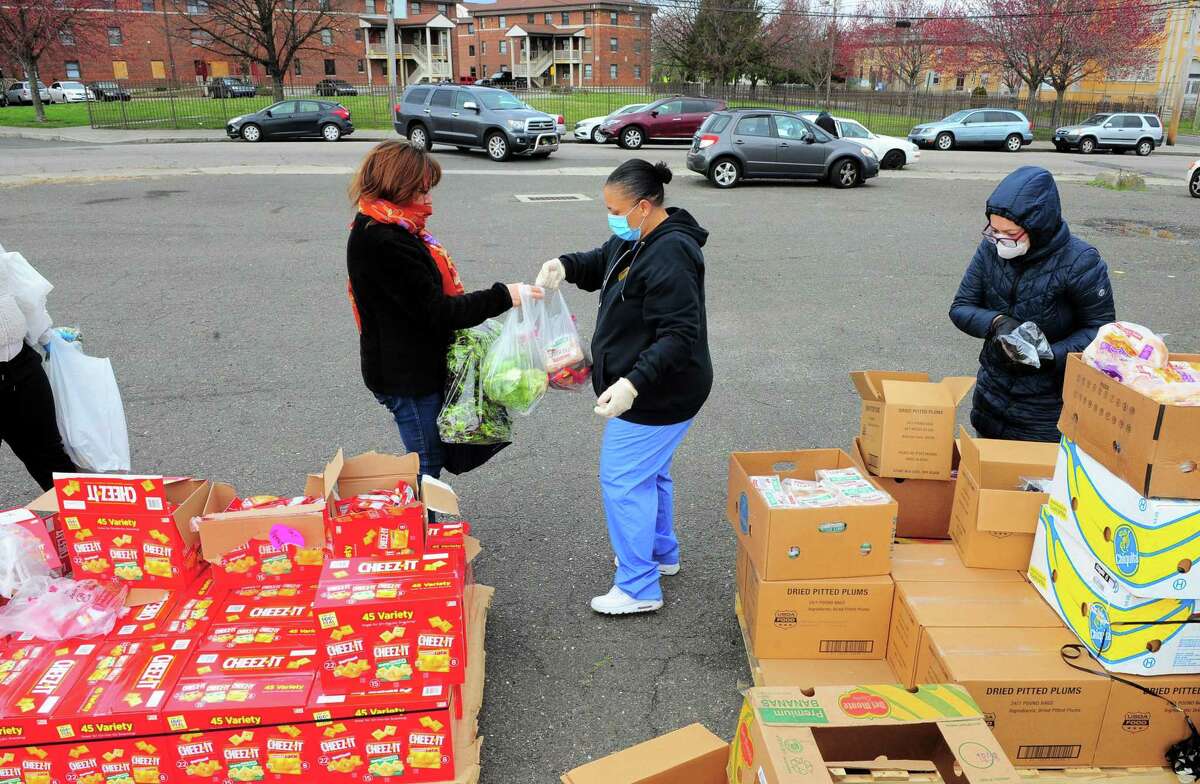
[0, 125, 394, 144]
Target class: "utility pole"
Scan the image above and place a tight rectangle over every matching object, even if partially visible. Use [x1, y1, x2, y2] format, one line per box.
[159, 0, 179, 127]
[825, 0, 838, 105]
[1166, 1, 1197, 145]
[386, 0, 402, 107]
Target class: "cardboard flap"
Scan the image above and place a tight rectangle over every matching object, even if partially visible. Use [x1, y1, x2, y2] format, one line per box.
[125, 587, 171, 608]
[828, 759, 939, 773]
[937, 718, 1021, 784]
[851, 371, 930, 402]
[559, 723, 727, 784]
[198, 507, 326, 563]
[976, 491, 1044, 534]
[880, 379, 953, 407]
[321, 448, 346, 500]
[422, 475, 460, 516]
[26, 488, 57, 514]
[940, 376, 976, 406]
[851, 371, 884, 403]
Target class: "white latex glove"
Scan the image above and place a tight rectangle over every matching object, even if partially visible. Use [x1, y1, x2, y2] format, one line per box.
[594, 378, 638, 419]
[536, 258, 565, 289]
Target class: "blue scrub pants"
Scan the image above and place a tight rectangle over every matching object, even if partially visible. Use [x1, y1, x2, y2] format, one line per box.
[599, 417, 693, 601]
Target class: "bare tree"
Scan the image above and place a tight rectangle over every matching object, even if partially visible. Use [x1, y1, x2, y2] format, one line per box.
[981, 0, 1062, 117]
[0, 0, 93, 122]
[761, 0, 825, 85]
[651, 0, 704, 82]
[690, 0, 765, 85]
[174, 0, 346, 100]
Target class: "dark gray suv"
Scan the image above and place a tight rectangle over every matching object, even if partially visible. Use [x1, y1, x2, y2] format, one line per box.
[394, 84, 558, 161]
[687, 109, 880, 189]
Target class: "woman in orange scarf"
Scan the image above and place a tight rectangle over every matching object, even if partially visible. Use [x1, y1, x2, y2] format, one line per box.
[347, 141, 537, 477]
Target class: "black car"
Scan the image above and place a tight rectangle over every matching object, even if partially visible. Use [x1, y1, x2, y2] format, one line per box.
[89, 81, 131, 102]
[227, 99, 353, 142]
[209, 77, 258, 99]
[315, 79, 358, 97]
[473, 70, 527, 89]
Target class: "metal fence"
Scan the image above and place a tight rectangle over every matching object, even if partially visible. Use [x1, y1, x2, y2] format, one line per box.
[86, 78, 1166, 139]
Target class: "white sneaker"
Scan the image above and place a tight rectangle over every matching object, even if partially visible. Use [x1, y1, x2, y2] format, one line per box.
[590, 586, 663, 615]
[614, 556, 681, 576]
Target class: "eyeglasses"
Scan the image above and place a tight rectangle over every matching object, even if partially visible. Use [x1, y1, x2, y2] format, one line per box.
[981, 223, 1027, 248]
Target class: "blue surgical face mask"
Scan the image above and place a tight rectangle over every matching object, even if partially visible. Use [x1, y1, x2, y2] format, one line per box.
[608, 202, 646, 242]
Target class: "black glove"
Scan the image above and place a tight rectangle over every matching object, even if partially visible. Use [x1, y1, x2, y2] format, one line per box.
[987, 314, 1022, 339]
[986, 315, 1034, 372]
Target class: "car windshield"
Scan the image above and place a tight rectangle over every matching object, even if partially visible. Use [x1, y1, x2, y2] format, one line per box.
[60, 81, 83, 89]
[616, 104, 645, 115]
[1082, 113, 1110, 125]
[941, 110, 972, 123]
[477, 90, 524, 110]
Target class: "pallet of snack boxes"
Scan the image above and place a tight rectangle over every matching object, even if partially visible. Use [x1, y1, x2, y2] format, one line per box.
[0, 449, 491, 784]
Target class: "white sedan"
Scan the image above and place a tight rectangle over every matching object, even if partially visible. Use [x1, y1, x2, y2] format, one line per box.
[1190, 159, 1200, 199]
[574, 103, 646, 144]
[800, 113, 920, 169]
[48, 81, 92, 103]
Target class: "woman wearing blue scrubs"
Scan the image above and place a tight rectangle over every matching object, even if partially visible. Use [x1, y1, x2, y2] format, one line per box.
[536, 159, 712, 615]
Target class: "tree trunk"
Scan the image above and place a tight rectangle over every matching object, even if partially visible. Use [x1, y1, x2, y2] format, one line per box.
[1051, 86, 1066, 128]
[267, 62, 286, 101]
[25, 58, 46, 123]
[1023, 83, 1040, 127]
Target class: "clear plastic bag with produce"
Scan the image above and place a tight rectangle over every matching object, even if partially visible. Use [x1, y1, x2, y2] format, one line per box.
[539, 290, 592, 392]
[438, 320, 514, 444]
[999, 321, 1054, 368]
[482, 286, 548, 416]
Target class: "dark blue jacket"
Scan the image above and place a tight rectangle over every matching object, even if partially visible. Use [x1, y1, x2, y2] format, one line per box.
[950, 166, 1116, 442]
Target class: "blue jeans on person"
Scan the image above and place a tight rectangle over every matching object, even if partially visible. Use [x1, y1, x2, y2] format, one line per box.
[375, 392, 444, 479]
[599, 417, 693, 602]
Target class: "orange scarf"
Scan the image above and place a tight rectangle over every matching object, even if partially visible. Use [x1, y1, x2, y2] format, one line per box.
[357, 197, 465, 296]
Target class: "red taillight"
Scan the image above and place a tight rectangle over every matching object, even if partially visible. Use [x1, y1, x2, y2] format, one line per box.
[1028, 120, 1034, 131]
[557, 115, 564, 124]
[394, 103, 402, 114]
[698, 134, 719, 149]
[333, 107, 350, 119]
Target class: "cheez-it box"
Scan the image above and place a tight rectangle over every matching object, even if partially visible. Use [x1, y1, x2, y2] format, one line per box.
[163, 647, 316, 732]
[110, 592, 182, 640]
[0, 641, 104, 745]
[101, 636, 200, 720]
[53, 640, 157, 744]
[200, 623, 318, 652]
[214, 583, 315, 627]
[314, 554, 467, 693]
[312, 708, 455, 782]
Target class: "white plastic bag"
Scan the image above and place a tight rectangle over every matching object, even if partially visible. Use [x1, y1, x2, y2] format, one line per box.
[482, 285, 548, 416]
[0, 576, 127, 640]
[0, 523, 52, 598]
[999, 321, 1054, 368]
[539, 290, 592, 392]
[0, 244, 53, 343]
[44, 331, 131, 471]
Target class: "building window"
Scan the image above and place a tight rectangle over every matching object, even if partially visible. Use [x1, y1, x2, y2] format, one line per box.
[634, 64, 640, 80]
[633, 39, 641, 54]
[189, 28, 211, 45]
[583, 37, 591, 51]
[150, 59, 165, 77]
[584, 63, 592, 80]
[59, 28, 75, 45]
[584, 10, 592, 23]
[481, 63, 487, 73]
[609, 10, 617, 23]
[954, 73, 965, 91]
[107, 27, 123, 45]
[410, 1, 420, 12]
[295, 60, 303, 75]
[438, 3, 447, 12]
[324, 58, 336, 75]
[498, 15, 506, 26]
[141, 0, 154, 11]
[633, 12, 641, 23]
[609, 37, 617, 51]
[364, 0, 375, 12]
[357, 58, 365, 72]
[561, 11, 569, 24]
[112, 60, 128, 78]
[544, 12, 551, 23]
[65, 60, 81, 78]
[321, 29, 333, 46]
[609, 63, 617, 79]
[186, 0, 207, 12]
[354, 28, 363, 41]
[500, 40, 508, 54]
[468, 44, 475, 56]
[480, 41, 486, 54]
[466, 22, 473, 33]
[527, 13, 534, 22]
[470, 66, 476, 77]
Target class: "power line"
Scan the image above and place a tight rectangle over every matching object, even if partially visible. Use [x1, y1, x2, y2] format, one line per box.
[649, 0, 1190, 22]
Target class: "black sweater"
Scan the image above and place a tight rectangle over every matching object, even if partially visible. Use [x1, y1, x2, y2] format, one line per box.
[347, 213, 512, 397]
[561, 208, 713, 426]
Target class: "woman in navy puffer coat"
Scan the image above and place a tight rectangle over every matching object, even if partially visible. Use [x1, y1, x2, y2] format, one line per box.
[950, 166, 1116, 442]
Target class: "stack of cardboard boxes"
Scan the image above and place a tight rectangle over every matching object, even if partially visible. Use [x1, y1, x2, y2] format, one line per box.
[0, 450, 492, 784]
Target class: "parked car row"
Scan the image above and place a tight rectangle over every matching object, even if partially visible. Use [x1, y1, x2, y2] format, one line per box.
[1, 80, 130, 105]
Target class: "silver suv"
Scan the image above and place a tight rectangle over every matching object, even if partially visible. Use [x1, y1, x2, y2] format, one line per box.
[394, 84, 558, 162]
[1053, 112, 1163, 156]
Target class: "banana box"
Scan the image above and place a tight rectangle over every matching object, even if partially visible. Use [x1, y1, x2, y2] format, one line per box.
[200, 624, 318, 652]
[1048, 437, 1200, 600]
[0, 642, 106, 746]
[1028, 508, 1200, 675]
[314, 553, 467, 693]
[162, 646, 316, 733]
[214, 584, 315, 629]
[52, 641, 160, 744]
[109, 592, 181, 640]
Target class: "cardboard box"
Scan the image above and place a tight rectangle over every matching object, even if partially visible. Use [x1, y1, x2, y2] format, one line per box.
[560, 723, 727, 784]
[1048, 436, 1200, 600]
[754, 657, 898, 689]
[1095, 674, 1200, 767]
[850, 371, 974, 481]
[163, 646, 316, 732]
[890, 542, 1025, 584]
[0, 641, 107, 745]
[51, 640, 163, 744]
[109, 592, 183, 639]
[727, 450, 897, 581]
[1059, 352, 1200, 500]
[728, 684, 1021, 784]
[886, 580, 1062, 686]
[949, 429, 1056, 570]
[213, 583, 316, 628]
[915, 626, 1110, 767]
[850, 437, 957, 539]
[737, 545, 893, 660]
[1028, 507, 1200, 675]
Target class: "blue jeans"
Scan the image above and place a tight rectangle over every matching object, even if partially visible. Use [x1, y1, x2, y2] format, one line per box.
[375, 392, 444, 479]
[599, 417, 693, 601]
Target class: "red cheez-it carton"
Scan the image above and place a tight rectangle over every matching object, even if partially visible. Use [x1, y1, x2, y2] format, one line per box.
[314, 709, 454, 782]
[163, 647, 315, 732]
[314, 553, 466, 693]
[0, 641, 105, 745]
[327, 482, 424, 560]
[53, 473, 209, 588]
[214, 584, 315, 628]
[0, 745, 53, 784]
[212, 538, 325, 588]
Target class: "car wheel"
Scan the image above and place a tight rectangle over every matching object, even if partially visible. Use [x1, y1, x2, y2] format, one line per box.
[935, 132, 954, 151]
[832, 158, 861, 189]
[591, 126, 606, 144]
[1136, 139, 1153, 157]
[620, 126, 644, 149]
[240, 123, 262, 142]
[881, 149, 905, 169]
[1079, 136, 1096, 154]
[708, 157, 741, 188]
[407, 123, 431, 150]
[1190, 170, 1200, 199]
[486, 131, 510, 161]
[1004, 133, 1023, 152]
[321, 123, 341, 142]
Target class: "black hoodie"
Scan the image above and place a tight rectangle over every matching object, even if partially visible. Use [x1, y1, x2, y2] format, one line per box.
[560, 208, 713, 426]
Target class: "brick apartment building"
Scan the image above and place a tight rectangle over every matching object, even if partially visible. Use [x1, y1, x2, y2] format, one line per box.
[0, 0, 652, 87]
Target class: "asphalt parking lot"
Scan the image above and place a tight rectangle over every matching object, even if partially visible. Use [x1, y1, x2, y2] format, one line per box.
[1, 138, 1198, 782]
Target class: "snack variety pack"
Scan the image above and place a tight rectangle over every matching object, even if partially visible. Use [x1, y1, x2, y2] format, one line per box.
[749, 466, 892, 509]
[0, 462, 470, 783]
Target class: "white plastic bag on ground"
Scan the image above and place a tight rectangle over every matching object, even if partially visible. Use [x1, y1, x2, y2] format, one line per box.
[44, 331, 131, 471]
